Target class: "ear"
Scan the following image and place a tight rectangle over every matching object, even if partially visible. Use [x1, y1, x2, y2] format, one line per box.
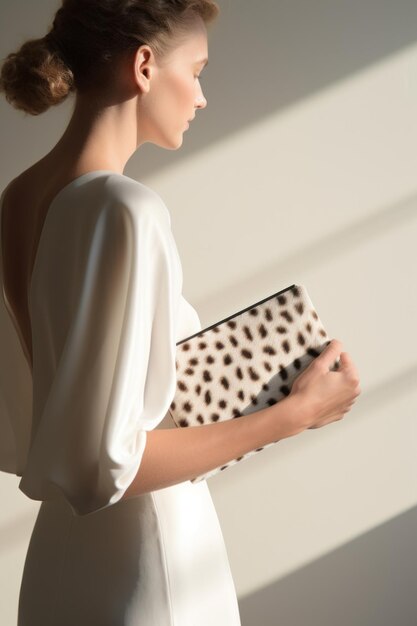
[133, 44, 156, 94]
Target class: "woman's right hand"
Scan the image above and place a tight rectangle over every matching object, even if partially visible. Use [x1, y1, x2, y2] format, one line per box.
[287, 339, 361, 433]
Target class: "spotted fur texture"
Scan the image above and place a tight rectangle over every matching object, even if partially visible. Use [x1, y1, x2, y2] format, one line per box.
[169, 284, 332, 482]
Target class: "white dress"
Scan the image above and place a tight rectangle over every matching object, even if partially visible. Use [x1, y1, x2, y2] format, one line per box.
[0, 171, 241, 625]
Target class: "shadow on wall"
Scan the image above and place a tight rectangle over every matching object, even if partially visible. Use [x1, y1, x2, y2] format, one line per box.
[196, 188, 417, 326]
[238, 504, 417, 626]
[1, 0, 416, 178]
[134, 0, 417, 177]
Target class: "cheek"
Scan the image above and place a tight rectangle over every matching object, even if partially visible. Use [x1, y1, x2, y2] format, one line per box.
[167, 73, 195, 109]
[148, 71, 194, 134]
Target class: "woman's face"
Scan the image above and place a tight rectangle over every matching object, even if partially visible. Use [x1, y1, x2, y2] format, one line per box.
[135, 17, 209, 149]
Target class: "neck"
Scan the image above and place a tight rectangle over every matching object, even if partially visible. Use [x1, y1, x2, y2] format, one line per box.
[47, 91, 144, 174]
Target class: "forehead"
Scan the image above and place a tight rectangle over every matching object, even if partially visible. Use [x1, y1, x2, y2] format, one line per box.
[169, 19, 208, 62]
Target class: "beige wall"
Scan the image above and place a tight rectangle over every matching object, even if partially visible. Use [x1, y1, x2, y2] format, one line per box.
[1, 1, 416, 624]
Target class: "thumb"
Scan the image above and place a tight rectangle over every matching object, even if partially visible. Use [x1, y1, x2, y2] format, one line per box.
[319, 339, 343, 371]
[332, 351, 352, 372]
[318, 338, 342, 369]
[337, 351, 352, 369]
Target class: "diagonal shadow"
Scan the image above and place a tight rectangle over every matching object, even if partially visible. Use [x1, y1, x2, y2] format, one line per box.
[129, 0, 417, 177]
[238, 503, 417, 626]
[1, 0, 416, 179]
[194, 188, 417, 322]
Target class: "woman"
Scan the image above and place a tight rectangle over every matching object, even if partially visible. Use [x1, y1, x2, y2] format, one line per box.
[0, 1, 361, 624]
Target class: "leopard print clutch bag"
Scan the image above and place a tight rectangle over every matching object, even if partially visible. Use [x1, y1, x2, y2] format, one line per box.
[168, 284, 332, 482]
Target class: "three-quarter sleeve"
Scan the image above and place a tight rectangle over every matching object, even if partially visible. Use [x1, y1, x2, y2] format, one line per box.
[18, 184, 182, 516]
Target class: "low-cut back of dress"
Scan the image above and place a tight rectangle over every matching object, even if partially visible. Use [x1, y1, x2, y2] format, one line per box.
[0, 171, 241, 625]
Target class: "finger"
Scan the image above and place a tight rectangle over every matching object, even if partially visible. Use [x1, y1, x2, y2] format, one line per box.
[317, 339, 343, 369]
[339, 352, 353, 368]
[339, 352, 360, 378]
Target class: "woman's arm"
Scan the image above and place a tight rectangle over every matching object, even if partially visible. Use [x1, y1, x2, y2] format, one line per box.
[122, 339, 360, 500]
[121, 393, 308, 499]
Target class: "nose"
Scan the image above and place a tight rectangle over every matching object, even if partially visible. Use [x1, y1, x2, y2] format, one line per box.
[195, 93, 207, 110]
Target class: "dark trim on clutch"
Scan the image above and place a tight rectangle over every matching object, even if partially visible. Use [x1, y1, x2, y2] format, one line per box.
[177, 283, 297, 345]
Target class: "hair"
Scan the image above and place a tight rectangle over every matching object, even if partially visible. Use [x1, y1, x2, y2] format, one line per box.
[0, 0, 219, 116]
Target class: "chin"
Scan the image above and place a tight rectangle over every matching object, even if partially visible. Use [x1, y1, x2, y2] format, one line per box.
[149, 130, 185, 151]
[166, 136, 184, 151]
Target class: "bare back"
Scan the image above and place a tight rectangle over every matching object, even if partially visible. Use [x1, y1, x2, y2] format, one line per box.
[1, 163, 88, 372]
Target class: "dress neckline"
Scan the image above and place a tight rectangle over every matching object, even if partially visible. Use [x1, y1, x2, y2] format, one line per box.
[41, 169, 122, 213]
[0, 169, 125, 371]
[27, 170, 128, 296]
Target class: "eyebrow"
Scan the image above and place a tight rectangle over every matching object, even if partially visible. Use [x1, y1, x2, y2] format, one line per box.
[198, 57, 209, 68]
